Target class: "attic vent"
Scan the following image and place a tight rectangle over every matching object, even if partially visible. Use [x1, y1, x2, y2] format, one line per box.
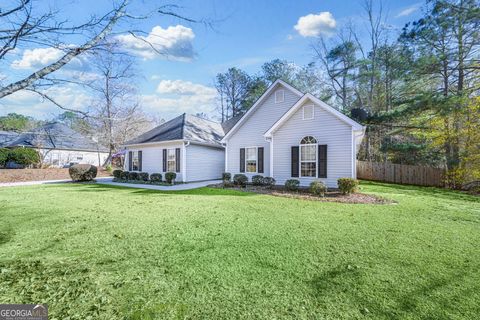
[303, 104, 314, 120]
[275, 90, 284, 103]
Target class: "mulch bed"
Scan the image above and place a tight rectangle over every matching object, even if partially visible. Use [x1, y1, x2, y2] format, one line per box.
[0, 168, 111, 183]
[209, 183, 394, 204]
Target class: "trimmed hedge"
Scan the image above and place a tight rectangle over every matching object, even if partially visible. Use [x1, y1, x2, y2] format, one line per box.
[150, 173, 162, 182]
[222, 172, 232, 182]
[252, 175, 264, 186]
[337, 178, 359, 195]
[0, 147, 40, 167]
[69, 164, 97, 181]
[0, 148, 8, 167]
[165, 172, 176, 184]
[263, 177, 276, 189]
[112, 169, 123, 179]
[233, 174, 248, 186]
[285, 179, 300, 191]
[310, 180, 327, 197]
[120, 171, 129, 180]
[138, 172, 149, 181]
[128, 172, 138, 180]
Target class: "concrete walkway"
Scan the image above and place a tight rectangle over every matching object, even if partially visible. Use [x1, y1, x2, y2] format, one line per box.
[96, 179, 221, 191]
[0, 176, 112, 188]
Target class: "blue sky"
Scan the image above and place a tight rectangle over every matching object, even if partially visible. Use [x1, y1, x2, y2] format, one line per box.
[1, 0, 423, 121]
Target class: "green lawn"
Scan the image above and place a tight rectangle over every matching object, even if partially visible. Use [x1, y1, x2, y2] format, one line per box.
[0, 182, 479, 319]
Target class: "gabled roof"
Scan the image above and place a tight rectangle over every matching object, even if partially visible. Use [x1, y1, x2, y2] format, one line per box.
[8, 122, 108, 152]
[221, 114, 243, 134]
[0, 130, 19, 147]
[125, 113, 224, 147]
[220, 79, 304, 142]
[264, 93, 364, 138]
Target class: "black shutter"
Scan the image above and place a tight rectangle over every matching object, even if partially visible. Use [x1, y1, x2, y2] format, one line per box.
[291, 146, 299, 177]
[138, 151, 142, 172]
[318, 145, 327, 178]
[128, 151, 133, 171]
[162, 149, 167, 172]
[240, 148, 245, 173]
[175, 148, 180, 173]
[258, 147, 264, 173]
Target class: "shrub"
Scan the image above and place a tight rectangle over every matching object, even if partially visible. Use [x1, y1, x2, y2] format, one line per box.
[138, 172, 149, 181]
[128, 171, 138, 180]
[0, 148, 8, 167]
[285, 179, 300, 191]
[69, 164, 97, 181]
[222, 172, 232, 182]
[150, 173, 162, 182]
[112, 169, 123, 179]
[223, 180, 234, 188]
[120, 171, 129, 180]
[263, 177, 276, 189]
[252, 175, 264, 186]
[310, 180, 327, 197]
[165, 172, 176, 184]
[337, 177, 359, 195]
[233, 174, 248, 186]
[7, 148, 40, 167]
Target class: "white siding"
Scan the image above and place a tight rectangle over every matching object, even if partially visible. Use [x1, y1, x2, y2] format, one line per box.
[225, 85, 301, 178]
[125, 142, 184, 182]
[40, 148, 108, 167]
[272, 100, 354, 188]
[185, 144, 225, 181]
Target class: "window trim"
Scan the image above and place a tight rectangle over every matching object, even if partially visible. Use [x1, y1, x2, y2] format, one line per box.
[299, 136, 317, 178]
[303, 104, 314, 120]
[166, 148, 176, 172]
[130, 150, 140, 172]
[245, 146, 258, 173]
[275, 90, 284, 103]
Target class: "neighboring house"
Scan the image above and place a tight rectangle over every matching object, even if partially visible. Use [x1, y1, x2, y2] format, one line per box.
[0, 130, 19, 147]
[8, 122, 109, 167]
[124, 114, 225, 182]
[222, 79, 365, 188]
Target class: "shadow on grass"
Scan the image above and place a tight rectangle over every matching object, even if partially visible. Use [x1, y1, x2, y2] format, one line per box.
[72, 183, 256, 197]
[361, 180, 480, 203]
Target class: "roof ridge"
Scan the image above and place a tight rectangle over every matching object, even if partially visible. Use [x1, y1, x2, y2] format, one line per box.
[185, 113, 221, 125]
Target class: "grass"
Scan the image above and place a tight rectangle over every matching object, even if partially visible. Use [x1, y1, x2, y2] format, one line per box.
[0, 181, 479, 319]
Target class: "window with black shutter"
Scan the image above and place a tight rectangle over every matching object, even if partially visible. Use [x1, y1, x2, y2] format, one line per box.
[258, 147, 264, 173]
[291, 146, 299, 177]
[318, 145, 327, 178]
[138, 151, 142, 172]
[175, 148, 180, 173]
[162, 149, 167, 172]
[128, 151, 133, 171]
[240, 148, 245, 172]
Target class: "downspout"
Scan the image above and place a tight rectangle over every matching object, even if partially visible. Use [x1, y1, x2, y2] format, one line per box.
[182, 141, 190, 182]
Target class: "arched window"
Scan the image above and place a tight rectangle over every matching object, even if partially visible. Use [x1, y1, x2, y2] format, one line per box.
[300, 136, 317, 177]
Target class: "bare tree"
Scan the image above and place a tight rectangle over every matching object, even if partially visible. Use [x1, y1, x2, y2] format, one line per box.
[215, 68, 252, 120]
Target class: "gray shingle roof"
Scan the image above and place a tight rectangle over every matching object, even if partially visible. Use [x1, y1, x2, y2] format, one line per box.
[221, 114, 244, 134]
[126, 114, 225, 146]
[0, 131, 19, 147]
[8, 122, 108, 152]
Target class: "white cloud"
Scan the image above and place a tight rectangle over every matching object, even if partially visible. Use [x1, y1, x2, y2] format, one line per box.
[141, 80, 216, 118]
[294, 12, 337, 38]
[116, 25, 195, 61]
[396, 4, 420, 18]
[11, 47, 64, 69]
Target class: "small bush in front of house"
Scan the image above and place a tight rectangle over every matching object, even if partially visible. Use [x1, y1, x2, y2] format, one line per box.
[138, 172, 149, 181]
[263, 177, 276, 189]
[223, 180, 235, 188]
[69, 164, 97, 181]
[112, 169, 123, 179]
[233, 174, 248, 186]
[222, 172, 231, 182]
[128, 172, 138, 180]
[165, 172, 176, 184]
[0, 148, 8, 167]
[252, 175, 264, 186]
[120, 171, 129, 180]
[7, 148, 40, 167]
[310, 180, 327, 197]
[285, 179, 300, 191]
[337, 177, 359, 195]
[150, 173, 162, 182]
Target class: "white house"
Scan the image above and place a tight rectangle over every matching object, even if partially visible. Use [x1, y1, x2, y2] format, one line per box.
[123, 114, 225, 182]
[8, 122, 109, 167]
[221, 79, 365, 188]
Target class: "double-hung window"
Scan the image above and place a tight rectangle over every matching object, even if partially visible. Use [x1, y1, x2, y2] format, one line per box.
[246, 147, 257, 173]
[167, 149, 176, 172]
[132, 151, 140, 171]
[300, 136, 317, 177]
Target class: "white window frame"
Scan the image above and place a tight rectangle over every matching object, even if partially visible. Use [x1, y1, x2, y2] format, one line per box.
[275, 90, 284, 103]
[131, 150, 140, 171]
[245, 146, 258, 173]
[303, 104, 314, 120]
[166, 148, 176, 172]
[299, 136, 317, 178]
